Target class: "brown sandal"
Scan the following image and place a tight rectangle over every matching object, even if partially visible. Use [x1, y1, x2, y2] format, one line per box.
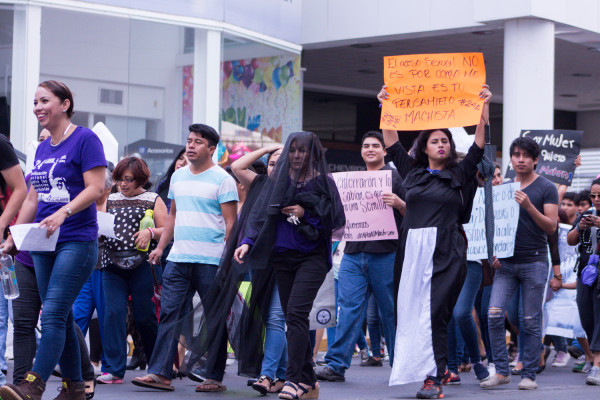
[252, 375, 273, 396]
[269, 379, 286, 393]
[131, 374, 174, 391]
[195, 379, 227, 392]
[278, 382, 319, 399]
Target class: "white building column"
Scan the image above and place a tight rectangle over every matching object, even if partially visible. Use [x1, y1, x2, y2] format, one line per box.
[502, 18, 554, 172]
[193, 29, 222, 131]
[10, 5, 41, 153]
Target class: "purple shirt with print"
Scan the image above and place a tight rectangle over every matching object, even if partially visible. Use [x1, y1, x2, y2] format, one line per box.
[31, 126, 106, 243]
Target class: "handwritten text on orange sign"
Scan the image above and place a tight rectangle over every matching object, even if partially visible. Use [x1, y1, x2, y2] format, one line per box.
[380, 53, 486, 131]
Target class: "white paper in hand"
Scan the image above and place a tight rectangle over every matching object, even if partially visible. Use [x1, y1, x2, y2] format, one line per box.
[97, 211, 117, 239]
[9, 223, 60, 251]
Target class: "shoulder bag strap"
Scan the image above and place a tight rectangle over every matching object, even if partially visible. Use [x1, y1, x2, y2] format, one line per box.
[593, 209, 598, 256]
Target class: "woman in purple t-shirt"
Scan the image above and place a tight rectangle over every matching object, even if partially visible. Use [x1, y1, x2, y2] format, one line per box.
[0, 80, 106, 400]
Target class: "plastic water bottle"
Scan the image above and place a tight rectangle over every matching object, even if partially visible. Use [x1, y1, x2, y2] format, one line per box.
[0, 254, 19, 300]
[136, 209, 155, 252]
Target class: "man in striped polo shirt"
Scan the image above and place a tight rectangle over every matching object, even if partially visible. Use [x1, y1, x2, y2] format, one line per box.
[133, 124, 238, 392]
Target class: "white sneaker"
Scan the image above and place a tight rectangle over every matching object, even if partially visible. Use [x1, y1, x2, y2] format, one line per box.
[509, 353, 519, 367]
[487, 363, 496, 376]
[480, 374, 510, 388]
[587, 366, 600, 385]
[552, 351, 571, 367]
[583, 362, 592, 374]
[517, 377, 538, 390]
[360, 348, 369, 362]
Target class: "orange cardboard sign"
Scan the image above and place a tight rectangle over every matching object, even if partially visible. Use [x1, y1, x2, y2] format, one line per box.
[380, 53, 486, 131]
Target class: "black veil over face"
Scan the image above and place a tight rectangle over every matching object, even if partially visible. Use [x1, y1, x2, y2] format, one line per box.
[173, 131, 345, 378]
[242, 131, 346, 271]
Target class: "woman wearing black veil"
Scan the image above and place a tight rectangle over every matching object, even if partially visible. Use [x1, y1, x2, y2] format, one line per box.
[235, 131, 345, 399]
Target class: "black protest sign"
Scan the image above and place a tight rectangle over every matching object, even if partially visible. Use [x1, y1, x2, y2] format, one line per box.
[504, 130, 582, 186]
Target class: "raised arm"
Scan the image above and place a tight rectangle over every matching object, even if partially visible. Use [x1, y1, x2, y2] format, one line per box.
[473, 84, 492, 149]
[557, 155, 580, 203]
[231, 144, 283, 188]
[377, 85, 400, 148]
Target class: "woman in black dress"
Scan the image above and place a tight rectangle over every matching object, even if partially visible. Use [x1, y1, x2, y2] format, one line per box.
[234, 132, 345, 399]
[378, 84, 492, 399]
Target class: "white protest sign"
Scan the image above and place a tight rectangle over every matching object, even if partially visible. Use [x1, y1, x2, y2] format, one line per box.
[97, 211, 117, 239]
[9, 223, 60, 252]
[464, 182, 520, 260]
[545, 224, 580, 338]
[332, 170, 398, 241]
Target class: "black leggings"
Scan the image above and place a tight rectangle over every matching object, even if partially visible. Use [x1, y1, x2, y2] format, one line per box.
[576, 277, 600, 352]
[272, 245, 328, 385]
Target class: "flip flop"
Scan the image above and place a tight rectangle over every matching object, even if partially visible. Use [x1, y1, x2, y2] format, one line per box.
[132, 374, 174, 391]
[195, 379, 227, 392]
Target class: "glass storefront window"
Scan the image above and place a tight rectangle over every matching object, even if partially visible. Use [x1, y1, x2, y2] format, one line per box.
[11, 5, 302, 182]
[40, 8, 190, 185]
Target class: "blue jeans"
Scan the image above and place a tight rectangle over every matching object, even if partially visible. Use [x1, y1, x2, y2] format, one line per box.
[326, 279, 368, 353]
[477, 285, 493, 364]
[102, 262, 159, 378]
[31, 240, 97, 382]
[0, 285, 9, 371]
[73, 270, 105, 336]
[324, 252, 396, 376]
[147, 261, 226, 382]
[367, 294, 382, 356]
[448, 261, 483, 370]
[549, 335, 567, 353]
[0, 285, 7, 385]
[506, 288, 525, 356]
[261, 285, 287, 380]
[488, 260, 547, 380]
[73, 269, 106, 370]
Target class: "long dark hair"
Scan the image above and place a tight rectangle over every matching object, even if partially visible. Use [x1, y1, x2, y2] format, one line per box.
[156, 148, 186, 201]
[412, 128, 458, 168]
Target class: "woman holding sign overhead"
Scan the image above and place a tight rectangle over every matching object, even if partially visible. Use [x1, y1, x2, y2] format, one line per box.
[378, 83, 492, 399]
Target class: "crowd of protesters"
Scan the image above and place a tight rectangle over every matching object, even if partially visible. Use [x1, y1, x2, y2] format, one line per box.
[0, 79, 598, 400]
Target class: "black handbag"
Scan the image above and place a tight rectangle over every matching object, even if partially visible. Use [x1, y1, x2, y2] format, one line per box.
[106, 249, 146, 269]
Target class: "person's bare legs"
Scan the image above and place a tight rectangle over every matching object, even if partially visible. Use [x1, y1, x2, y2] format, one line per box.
[313, 329, 324, 359]
[578, 338, 595, 364]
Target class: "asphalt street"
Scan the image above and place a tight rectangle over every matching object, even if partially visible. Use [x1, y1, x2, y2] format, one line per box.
[6, 351, 599, 400]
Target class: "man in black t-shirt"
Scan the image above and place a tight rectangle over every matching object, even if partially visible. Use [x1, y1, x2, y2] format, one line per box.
[482, 137, 558, 391]
[0, 133, 27, 239]
[316, 131, 405, 382]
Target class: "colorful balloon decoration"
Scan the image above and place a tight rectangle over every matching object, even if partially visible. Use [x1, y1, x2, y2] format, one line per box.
[263, 65, 274, 88]
[278, 65, 290, 87]
[232, 62, 244, 82]
[272, 67, 281, 90]
[223, 61, 232, 79]
[242, 65, 254, 88]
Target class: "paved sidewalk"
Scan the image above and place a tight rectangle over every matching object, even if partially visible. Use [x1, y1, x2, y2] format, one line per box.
[4, 356, 599, 399]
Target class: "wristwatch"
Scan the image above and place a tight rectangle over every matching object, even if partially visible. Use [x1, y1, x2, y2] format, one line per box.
[554, 273, 562, 280]
[63, 206, 72, 217]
